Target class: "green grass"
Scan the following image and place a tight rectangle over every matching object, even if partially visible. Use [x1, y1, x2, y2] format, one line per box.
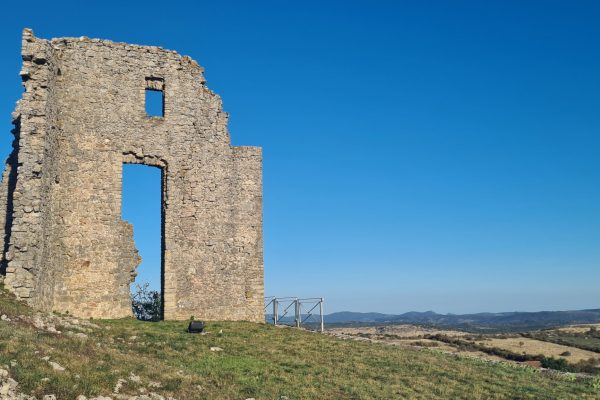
[526, 330, 600, 354]
[0, 289, 599, 399]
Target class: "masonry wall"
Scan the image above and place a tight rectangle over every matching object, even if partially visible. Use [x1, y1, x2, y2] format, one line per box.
[0, 29, 264, 321]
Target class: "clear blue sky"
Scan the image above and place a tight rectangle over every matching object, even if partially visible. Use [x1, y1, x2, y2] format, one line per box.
[1, 1, 599, 314]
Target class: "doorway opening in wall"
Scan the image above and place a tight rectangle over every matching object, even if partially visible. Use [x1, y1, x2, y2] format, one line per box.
[122, 163, 164, 321]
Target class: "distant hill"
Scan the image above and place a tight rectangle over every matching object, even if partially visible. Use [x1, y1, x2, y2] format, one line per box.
[322, 311, 397, 323]
[321, 309, 600, 331]
[268, 308, 600, 331]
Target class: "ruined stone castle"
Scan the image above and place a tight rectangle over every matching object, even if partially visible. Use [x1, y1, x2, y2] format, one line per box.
[0, 29, 263, 321]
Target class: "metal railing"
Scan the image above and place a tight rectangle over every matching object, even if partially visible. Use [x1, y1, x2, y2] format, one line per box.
[265, 296, 324, 332]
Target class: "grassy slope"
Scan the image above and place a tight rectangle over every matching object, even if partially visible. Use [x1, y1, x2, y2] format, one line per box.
[0, 289, 599, 399]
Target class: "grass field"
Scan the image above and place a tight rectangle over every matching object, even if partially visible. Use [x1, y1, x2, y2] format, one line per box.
[558, 324, 600, 334]
[0, 289, 599, 399]
[527, 326, 600, 354]
[333, 324, 600, 371]
[481, 337, 598, 363]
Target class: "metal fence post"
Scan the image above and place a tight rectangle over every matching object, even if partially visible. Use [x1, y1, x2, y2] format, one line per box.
[320, 298, 324, 333]
[266, 296, 324, 331]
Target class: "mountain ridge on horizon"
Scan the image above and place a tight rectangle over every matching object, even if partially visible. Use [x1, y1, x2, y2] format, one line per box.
[328, 308, 600, 318]
[270, 308, 600, 331]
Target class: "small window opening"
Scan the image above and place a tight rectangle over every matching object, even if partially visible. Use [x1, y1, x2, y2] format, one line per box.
[145, 77, 164, 117]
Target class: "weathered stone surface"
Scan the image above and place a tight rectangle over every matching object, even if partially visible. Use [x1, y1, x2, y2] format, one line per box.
[48, 361, 65, 372]
[0, 29, 264, 322]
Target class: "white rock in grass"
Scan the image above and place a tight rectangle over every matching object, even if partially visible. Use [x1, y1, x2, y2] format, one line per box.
[48, 361, 65, 372]
[47, 325, 61, 334]
[32, 316, 45, 329]
[0, 384, 10, 396]
[129, 373, 141, 383]
[209, 346, 223, 352]
[113, 378, 127, 393]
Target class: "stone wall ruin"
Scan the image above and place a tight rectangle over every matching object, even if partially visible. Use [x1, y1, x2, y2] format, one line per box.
[0, 29, 264, 321]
